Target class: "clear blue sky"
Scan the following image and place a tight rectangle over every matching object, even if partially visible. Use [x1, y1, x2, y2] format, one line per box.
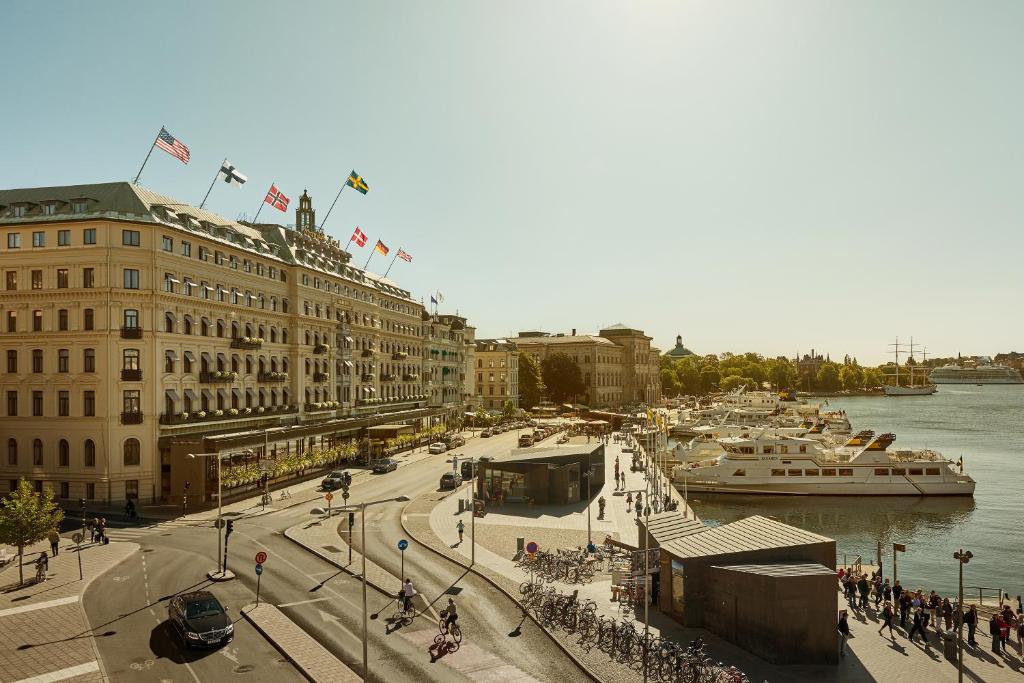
[4, 1, 1023, 364]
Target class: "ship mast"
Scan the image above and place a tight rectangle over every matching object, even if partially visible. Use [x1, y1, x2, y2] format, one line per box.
[889, 336, 901, 387]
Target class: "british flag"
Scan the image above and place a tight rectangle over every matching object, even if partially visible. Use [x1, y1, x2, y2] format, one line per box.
[397, 249, 412, 262]
[351, 227, 368, 247]
[264, 185, 290, 212]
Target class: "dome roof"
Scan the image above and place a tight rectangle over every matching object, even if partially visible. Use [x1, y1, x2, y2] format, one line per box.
[665, 334, 695, 358]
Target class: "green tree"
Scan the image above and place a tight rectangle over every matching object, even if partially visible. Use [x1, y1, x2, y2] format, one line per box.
[660, 367, 682, 397]
[502, 399, 516, 420]
[0, 478, 64, 586]
[699, 365, 721, 392]
[839, 365, 864, 390]
[719, 375, 748, 392]
[815, 363, 841, 391]
[767, 358, 798, 390]
[518, 352, 545, 409]
[862, 368, 884, 389]
[541, 353, 587, 404]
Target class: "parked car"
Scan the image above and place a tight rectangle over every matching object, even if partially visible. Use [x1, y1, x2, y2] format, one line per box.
[428, 442, 447, 454]
[321, 470, 352, 491]
[167, 590, 233, 648]
[439, 472, 463, 489]
[460, 461, 476, 479]
[518, 434, 534, 447]
[480, 429, 492, 438]
[446, 435, 465, 448]
[372, 458, 399, 473]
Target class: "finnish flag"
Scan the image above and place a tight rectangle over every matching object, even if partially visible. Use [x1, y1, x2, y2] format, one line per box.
[218, 160, 247, 187]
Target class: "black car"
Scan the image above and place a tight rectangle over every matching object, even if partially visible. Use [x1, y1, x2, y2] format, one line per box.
[167, 590, 233, 648]
[372, 458, 399, 473]
[460, 461, 476, 479]
[321, 470, 352, 491]
[440, 472, 463, 489]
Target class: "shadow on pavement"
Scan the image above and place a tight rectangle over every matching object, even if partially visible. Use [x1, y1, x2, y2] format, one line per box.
[148, 621, 222, 663]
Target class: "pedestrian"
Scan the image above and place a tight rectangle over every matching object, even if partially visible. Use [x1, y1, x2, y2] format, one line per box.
[991, 613, 1002, 654]
[892, 579, 903, 604]
[908, 607, 928, 643]
[878, 600, 895, 638]
[620, 472, 626, 489]
[857, 574, 870, 609]
[882, 579, 892, 604]
[456, 520, 465, 544]
[47, 528, 60, 557]
[928, 591, 940, 631]
[964, 604, 978, 646]
[899, 592, 910, 629]
[626, 492, 632, 511]
[598, 496, 606, 519]
[838, 610, 850, 656]
[124, 498, 136, 520]
[634, 498, 642, 520]
[89, 517, 99, 543]
[97, 518, 107, 544]
[942, 597, 953, 631]
[999, 606, 1014, 649]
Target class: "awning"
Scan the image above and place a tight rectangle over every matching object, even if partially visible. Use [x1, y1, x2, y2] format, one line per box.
[164, 349, 177, 361]
[164, 389, 179, 401]
[184, 351, 196, 362]
[344, 360, 354, 367]
[344, 336, 354, 342]
[201, 352, 212, 362]
[184, 389, 198, 401]
[231, 387, 242, 399]
[201, 389, 213, 400]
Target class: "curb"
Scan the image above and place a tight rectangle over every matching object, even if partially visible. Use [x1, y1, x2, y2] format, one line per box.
[282, 525, 396, 601]
[399, 497, 603, 683]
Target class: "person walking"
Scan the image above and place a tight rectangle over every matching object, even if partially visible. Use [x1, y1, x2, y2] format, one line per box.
[998, 606, 1013, 649]
[97, 518, 107, 544]
[942, 597, 953, 631]
[873, 575, 884, 608]
[899, 592, 911, 629]
[598, 496, 606, 519]
[620, 472, 626, 489]
[857, 574, 870, 609]
[892, 579, 903, 605]
[928, 591, 941, 632]
[47, 529, 60, 557]
[882, 578, 892, 605]
[456, 520, 465, 544]
[626, 492, 632, 512]
[634, 498, 643, 520]
[990, 613, 1003, 654]
[89, 517, 99, 543]
[908, 607, 928, 643]
[838, 611, 850, 656]
[878, 600, 895, 638]
[964, 604, 978, 646]
[124, 498, 136, 520]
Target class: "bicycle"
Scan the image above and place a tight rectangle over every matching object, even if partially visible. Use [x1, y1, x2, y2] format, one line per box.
[434, 608, 462, 652]
[260, 492, 273, 506]
[390, 596, 415, 627]
[278, 488, 291, 500]
[35, 563, 46, 583]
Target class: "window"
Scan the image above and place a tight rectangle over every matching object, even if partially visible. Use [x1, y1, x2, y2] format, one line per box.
[770, 469, 785, 477]
[787, 469, 802, 476]
[32, 349, 42, 373]
[122, 349, 140, 370]
[60, 482, 69, 499]
[874, 468, 889, 476]
[83, 308, 94, 330]
[6, 350, 15, 372]
[83, 267, 95, 288]
[5, 271, 15, 290]
[123, 269, 139, 289]
[6, 438, 15, 465]
[123, 438, 141, 466]
[892, 468, 906, 475]
[838, 468, 854, 477]
[32, 391, 43, 416]
[732, 469, 747, 476]
[84, 440, 96, 467]
[86, 482, 95, 499]
[804, 469, 820, 476]
[123, 389, 141, 414]
[162, 235, 172, 252]
[59, 439, 69, 465]
[58, 349, 68, 373]
[7, 391, 17, 416]
[31, 269, 42, 289]
[42, 203, 58, 216]
[83, 228, 96, 244]
[123, 309, 139, 328]
[57, 269, 68, 289]
[58, 309, 68, 330]
[7, 233, 21, 248]
[32, 310, 42, 331]
[181, 241, 191, 257]
[32, 439, 43, 465]
[83, 348, 95, 372]
[925, 467, 940, 476]
[32, 231, 45, 247]
[908, 468, 923, 476]
[122, 229, 140, 246]
[72, 200, 87, 213]
[83, 390, 95, 416]
[58, 229, 70, 246]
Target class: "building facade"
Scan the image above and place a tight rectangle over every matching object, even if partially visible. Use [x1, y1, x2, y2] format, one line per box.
[0, 182, 468, 505]
[474, 339, 519, 410]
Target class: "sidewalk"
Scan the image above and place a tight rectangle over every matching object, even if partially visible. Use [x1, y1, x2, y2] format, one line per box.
[0, 538, 136, 683]
[243, 602, 360, 683]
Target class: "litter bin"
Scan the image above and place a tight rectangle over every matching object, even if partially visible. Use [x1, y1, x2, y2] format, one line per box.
[942, 631, 957, 662]
[458, 498, 465, 513]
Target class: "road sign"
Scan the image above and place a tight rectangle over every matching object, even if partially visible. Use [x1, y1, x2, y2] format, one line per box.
[526, 541, 539, 554]
[255, 563, 263, 575]
[893, 543, 907, 552]
[398, 539, 409, 551]
[342, 490, 350, 500]
[215, 518, 226, 529]
[324, 492, 334, 502]
[72, 532, 83, 544]
[255, 551, 268, 564]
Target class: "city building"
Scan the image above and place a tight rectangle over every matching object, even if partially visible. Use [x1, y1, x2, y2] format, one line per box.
[422, 312, 474, 423]
[664, 334, 696, 359]
[0, 182, 466, 506]
[514, 323, 661, 409]
[474, 338, 519, 411]
[794, 349, 826, 379]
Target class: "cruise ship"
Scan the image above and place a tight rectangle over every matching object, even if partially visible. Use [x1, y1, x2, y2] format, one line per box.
[673, 432, 975, 496]
[929, 364, 1023, 384]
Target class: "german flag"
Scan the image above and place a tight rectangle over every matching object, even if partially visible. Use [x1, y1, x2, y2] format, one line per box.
[346, 170, 369, 194]
[374, 239, 389, 256]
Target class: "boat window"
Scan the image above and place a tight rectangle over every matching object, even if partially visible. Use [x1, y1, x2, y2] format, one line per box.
[799, 445, 807, 453]
[732, 469, 746, 477]
[770, 469, 785, 477]
[838, 468, 854, 476]
[787, 469, 802, 476]
[925, 467, 940, 476]
[804, 469, 819, 476]
[781, 460, 791, 464]
[779, 445, 788, 454]
[892, 468, 906, 475]
[821, 469, 836, 476]
[874, 468, 889, 476]
[909, 468, 923, 476]
[762, 446, 772, 454]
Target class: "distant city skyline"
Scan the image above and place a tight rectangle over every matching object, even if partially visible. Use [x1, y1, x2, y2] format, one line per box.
[4, 1, 1023, 365]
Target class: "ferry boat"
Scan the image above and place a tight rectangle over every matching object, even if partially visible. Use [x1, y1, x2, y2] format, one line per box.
[928, 363, 1023, 384]
[674, 432, 974, 496]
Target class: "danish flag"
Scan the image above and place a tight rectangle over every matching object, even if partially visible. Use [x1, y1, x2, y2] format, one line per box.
[351, 227, 368, 247]
[264, 185, 290, 212]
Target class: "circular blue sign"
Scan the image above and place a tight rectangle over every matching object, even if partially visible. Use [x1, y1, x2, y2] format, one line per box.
[255, 564, 263, 575]
[398, 539, 409, 551]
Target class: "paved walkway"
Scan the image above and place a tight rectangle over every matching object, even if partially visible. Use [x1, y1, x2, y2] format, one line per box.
[0, 538, 136, 683]
[243, 602, 361, 683]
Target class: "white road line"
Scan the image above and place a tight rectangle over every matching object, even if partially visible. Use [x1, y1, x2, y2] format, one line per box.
[277, 597, 335, 608]
[0, 595, 79, 618]
[13, 660, 100, 683]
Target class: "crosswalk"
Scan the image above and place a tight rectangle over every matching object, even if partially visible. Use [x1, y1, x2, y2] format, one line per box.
[98, 518, 210, 543]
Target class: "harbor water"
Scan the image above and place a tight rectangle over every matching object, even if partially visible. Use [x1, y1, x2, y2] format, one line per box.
[682, 385, 1023, 597]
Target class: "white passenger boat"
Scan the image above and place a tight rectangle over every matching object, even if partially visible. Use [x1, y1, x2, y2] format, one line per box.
[929, 363, 1024, 385]
[673, 433, 974, 496]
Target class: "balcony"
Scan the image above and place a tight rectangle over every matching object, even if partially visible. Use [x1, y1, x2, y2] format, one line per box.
[231, 337, 264, 350]
[381, 374, 397, 382]
[313, 372, 330, 382]
[304, 400, 340, 412]
[120, 368, 143, 381]
[360, 349, 375, 358]
[360, 374, 375, 382]
[392, 352, 408, 360]
[402, 374, 420, 382]
[200, 370, 237, 383]
[120, 411, 143, 425]
[159, 404, 299, 425]
[258, 371, 288, 382]
[313, 344, 330, 354]
[120, 326, 143, 340]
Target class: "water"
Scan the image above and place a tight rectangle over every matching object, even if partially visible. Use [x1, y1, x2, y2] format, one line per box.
[682, 386, 1024, 597]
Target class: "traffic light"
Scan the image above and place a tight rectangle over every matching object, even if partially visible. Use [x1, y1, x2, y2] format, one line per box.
[348, 512, 355, 528]
[225, 519, 234, 537]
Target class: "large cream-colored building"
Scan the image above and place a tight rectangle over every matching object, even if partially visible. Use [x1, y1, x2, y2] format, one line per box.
[0, 182, 470, 505]
[515, 324, 661, 409]
[474, 339, 519, 410]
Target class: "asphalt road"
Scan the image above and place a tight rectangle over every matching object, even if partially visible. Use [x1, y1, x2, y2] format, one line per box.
[82, 428, 591, 683]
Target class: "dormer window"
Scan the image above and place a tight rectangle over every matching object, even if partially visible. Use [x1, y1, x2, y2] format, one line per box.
[41, 203, 58, 216]
[11, 206, 26, 218]
[71, 200, 87, 214]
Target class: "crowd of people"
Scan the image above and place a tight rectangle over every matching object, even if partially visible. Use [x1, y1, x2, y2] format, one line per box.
[837, 567, 1023, 657]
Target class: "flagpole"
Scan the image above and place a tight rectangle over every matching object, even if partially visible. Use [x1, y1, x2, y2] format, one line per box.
[382, 249, 401, 278]
[133, 128, 161, 184]
[199, 158, 225, 210]
[343, 231, 356, 253]
[320, 183, 346, 230]
[363, 248, 376, 270]
[251, 181, 272, 224]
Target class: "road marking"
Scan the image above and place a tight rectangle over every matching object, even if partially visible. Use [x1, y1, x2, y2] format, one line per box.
[0, 595, 79, 618]
[13, 660, 100, 683]
[278, 597, 335, 608]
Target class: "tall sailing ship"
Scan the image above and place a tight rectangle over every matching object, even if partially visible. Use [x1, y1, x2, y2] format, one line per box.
[883, 337, 937, 396]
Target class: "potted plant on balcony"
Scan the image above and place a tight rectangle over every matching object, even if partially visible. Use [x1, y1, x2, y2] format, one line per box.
[196, 410, 207, 419]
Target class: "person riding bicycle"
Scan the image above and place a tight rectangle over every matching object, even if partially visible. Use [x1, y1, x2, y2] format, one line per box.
[442, 598, 458, 632]
[401, 578, 416, 613]
[35, 552, 48, 581]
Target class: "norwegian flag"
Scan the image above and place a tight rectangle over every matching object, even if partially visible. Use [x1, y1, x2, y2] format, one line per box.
[397, 249, 412, 262]
[351, 227, 368, 247]
[264, 185, 290, 212]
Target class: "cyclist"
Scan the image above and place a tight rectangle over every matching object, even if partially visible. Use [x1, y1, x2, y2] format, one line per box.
[442, 598, 458, 632]
[401, 578, 416, 613]
[35, 552, 48, 582]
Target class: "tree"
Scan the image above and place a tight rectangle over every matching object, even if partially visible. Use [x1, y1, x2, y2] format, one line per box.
[502, 399, 516, 420]
[839, 365, 863, 390]
[660, 367, 681, 397]
[0, 479, 64, 586]
[541, 353, 587, 404]
[518, 352, 544, 409]
[699, 365, 721, 392]
[862, 368, 884, 389]
[815, 363, 841, 392]
[719, 375, 748, 392]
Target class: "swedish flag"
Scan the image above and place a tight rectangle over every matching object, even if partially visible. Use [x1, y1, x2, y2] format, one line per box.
[346, 170, 369, 194]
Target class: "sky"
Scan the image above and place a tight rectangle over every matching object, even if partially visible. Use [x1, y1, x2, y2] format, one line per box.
[3, 1, 1023, 365]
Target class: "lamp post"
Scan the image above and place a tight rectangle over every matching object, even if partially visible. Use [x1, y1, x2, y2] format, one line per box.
[954, 549, 973, 683]
[188, 450, 248, 579]
[626, 487, 653, 683]
[582, 467, 593, 545]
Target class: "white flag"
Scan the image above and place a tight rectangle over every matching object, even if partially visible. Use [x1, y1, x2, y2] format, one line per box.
[437, 290, 445, 303]
[218, 160, 247, 187]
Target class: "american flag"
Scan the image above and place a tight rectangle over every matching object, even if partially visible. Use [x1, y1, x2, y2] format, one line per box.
[154, 127, 190, 164]
[351, 227, 368, 247]
[397, 249, 412, 262]
[264, 185, 290, 212]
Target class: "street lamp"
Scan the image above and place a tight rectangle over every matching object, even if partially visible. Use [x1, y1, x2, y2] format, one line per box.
[582, 467, 594, 545]
[188, 450, 249, 580]
[954, 549, 973, 683]
[625, 487, 653, 683]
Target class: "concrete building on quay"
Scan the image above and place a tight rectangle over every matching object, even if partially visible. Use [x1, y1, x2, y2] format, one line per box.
[0, 182, 473, 506]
